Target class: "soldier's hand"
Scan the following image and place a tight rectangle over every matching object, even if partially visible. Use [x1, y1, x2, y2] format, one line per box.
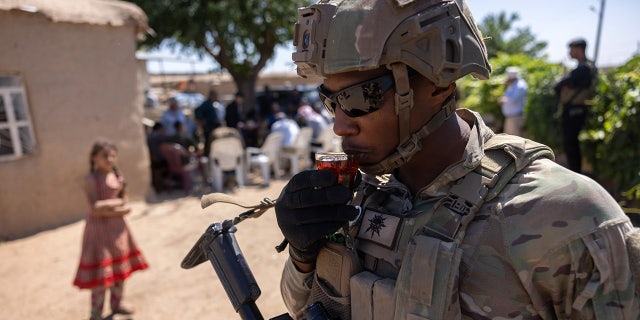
[276, 170, 359, 264]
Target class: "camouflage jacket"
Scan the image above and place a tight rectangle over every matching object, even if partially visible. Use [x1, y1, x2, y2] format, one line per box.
[281, 109, 640, 319]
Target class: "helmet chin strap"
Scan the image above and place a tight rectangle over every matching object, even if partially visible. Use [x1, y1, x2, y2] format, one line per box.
[359, 63, 456, 175]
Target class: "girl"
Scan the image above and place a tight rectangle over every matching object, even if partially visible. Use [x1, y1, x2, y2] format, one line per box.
[73, 140, 148, 320]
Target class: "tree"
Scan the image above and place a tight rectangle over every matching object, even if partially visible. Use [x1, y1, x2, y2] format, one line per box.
[129, 0, 307, 111]
[478, 12, 547, 59]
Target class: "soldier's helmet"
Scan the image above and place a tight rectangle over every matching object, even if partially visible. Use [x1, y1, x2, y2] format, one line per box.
[292, 0, 491, 87]
[292, 0, 491, 174]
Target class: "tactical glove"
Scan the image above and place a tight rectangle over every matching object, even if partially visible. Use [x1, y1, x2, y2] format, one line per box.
[276, 170, 359, 264]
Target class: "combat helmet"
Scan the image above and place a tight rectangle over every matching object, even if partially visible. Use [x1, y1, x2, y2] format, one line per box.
[293, 0, 491, 174]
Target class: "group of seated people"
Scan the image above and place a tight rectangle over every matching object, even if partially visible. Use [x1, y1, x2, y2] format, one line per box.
[146, 121, 206, 194]
[146, 93, 334, 194]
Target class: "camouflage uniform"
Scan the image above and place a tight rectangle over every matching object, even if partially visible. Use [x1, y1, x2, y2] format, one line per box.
[281, 109, 640, 319]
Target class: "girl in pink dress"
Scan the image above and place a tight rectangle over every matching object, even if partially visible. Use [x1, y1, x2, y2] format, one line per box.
[73, 140, 148, 320]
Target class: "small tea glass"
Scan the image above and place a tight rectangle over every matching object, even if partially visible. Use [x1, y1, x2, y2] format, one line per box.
[314, 152, 360, 190]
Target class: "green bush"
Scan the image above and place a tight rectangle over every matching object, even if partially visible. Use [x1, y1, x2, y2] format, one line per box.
[458, 53, 564, 151]
[582, 55, 640, 201]
[458, 53, 640, 205]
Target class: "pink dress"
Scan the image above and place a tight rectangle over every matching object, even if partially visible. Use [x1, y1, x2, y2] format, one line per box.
[73, 173, 148, 289]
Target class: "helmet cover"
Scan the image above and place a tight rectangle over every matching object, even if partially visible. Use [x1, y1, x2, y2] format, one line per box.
[292, 0, 491, 174]
[293, 0, 491, 87]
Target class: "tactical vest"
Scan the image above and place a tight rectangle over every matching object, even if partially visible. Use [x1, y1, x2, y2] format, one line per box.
[560, 59, 598, 106]
[305, 134, 554, 320]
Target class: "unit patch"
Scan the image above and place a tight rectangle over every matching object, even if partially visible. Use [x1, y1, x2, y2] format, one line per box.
[356, 209, 402, 248]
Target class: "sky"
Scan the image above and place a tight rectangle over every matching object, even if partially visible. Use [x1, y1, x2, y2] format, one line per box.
[144, 0, 640, 74]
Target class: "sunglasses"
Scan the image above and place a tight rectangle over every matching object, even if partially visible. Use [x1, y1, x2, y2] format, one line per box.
[318, 74, 395, 118]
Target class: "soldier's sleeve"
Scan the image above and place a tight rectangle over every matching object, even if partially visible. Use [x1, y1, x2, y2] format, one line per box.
[280, 257, 314, 317]
[535, 221, 640, 318]
[502, 159, 640, 318]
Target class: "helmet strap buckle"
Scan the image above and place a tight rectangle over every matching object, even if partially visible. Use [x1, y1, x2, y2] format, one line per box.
[394, 89, 413, 115]
[391, 63, 414, 143]
[397, 135, 421, 159]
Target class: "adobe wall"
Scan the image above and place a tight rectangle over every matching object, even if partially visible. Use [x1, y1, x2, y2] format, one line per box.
[0, 11, 149, 240]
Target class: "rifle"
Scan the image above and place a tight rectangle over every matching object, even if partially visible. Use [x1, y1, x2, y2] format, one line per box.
[180, 193, 334, 320]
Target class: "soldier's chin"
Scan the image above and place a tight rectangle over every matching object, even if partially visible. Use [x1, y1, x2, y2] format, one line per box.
[358, 163, 391, 176]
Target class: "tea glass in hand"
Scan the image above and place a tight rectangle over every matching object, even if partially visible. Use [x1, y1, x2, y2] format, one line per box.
[315, 152, 360, 190]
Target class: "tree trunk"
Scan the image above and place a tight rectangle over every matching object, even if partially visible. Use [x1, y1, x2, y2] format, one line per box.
[230, 71, 259, 120]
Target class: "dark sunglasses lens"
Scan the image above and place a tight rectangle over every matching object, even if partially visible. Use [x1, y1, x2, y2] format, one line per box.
[340, 99, 375, 117]
[318, 74, 393, 118]
[323, 100, 336, 116]
[318, 90, 336, 116]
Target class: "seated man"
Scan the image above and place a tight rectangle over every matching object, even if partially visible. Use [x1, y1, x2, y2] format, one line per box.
[168, 121, 209, 188]
[270, 112, 300, 147]
[168, 121, 199, 156]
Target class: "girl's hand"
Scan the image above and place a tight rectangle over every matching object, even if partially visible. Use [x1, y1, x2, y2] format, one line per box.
[93, 198, 129, 217]
[113, 203, 131, 216]
[95, 198, 125, 208]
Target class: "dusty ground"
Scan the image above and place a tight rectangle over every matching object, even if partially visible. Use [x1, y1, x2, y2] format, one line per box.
[0, 179, 292, 320]
[3, 160, 638, 320]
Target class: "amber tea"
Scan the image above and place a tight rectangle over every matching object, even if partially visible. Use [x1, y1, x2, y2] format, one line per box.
[315, 152, 360, 189]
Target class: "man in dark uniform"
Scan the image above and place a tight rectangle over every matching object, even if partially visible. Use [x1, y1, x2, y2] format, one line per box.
[554, 38, 598, 173]
[195, 90, 222, 159]
[146, 122, 169, 192]
[224, 91, 246, 129]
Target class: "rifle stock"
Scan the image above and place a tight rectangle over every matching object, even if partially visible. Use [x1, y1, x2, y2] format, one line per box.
[181, 193, 332, 319]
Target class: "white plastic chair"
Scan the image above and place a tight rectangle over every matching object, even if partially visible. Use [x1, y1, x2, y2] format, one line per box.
[209, 135, 245, 192]
[211, 126, 244, 141]
[281, 127, 314, 175]
[245, 131, 284, 186]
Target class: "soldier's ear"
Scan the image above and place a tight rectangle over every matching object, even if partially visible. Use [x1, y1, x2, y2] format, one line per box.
[432, 83, 456, 100]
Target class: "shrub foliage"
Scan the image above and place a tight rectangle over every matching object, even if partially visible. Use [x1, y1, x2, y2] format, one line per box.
[458, 54, 640, 203]
[582, 56, 640, 201]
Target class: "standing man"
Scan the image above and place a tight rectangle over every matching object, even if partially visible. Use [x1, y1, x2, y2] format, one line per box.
[195, 89, 223, 159]
[275, 1, 639, 319]
[224, 91, 246, 129]
[554, 38, 598, 173]
[499, 66, 527, 136]
[146, 122, 169, 193]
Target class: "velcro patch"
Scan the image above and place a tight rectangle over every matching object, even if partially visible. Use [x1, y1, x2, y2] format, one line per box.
[357, 209, 402, 248]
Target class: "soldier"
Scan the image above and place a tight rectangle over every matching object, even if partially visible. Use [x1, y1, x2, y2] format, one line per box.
[274, 0, 640, 319]
[554, 38, 598, 173]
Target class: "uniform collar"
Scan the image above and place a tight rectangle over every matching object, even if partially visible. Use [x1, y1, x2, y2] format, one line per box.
[362, 108, 495, 200]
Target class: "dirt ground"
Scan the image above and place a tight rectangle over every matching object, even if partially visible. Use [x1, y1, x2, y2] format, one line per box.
[3, 161, 638, 320]
[0, 180, 292, 320]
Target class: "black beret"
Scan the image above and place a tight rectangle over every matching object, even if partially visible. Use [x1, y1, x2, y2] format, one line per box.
[568, 38, 587, 49]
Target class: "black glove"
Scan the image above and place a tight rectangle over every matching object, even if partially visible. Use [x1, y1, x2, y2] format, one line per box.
[276, 170, 359, 264]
